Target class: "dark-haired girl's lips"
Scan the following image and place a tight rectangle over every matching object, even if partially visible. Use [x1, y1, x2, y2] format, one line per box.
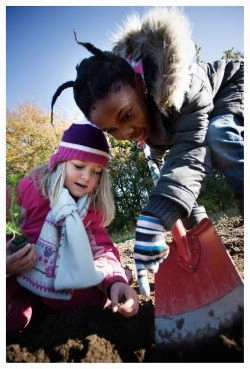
[133, 132, 146, 142]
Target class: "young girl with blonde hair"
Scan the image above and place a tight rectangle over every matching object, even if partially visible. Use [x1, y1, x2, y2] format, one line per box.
[6, 121, 139, 333]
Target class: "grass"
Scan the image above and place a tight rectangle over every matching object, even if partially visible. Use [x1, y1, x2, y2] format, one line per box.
[208, 206, 240, 222]
[111, 229, 135, 244]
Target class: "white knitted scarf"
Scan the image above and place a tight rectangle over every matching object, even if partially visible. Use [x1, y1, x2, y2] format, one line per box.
[17, 188, 105, 300]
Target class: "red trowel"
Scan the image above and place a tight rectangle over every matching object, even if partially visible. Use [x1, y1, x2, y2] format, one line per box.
[155, 218, 243, 347]
[142, 144, 244, 347]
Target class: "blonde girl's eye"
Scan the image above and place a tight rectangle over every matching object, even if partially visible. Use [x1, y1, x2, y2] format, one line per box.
[74, 164, 84, 170]
[93, 169, 102, 176]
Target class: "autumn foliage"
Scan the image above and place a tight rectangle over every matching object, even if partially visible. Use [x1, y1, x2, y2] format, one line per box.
[6, 102, 67, 178]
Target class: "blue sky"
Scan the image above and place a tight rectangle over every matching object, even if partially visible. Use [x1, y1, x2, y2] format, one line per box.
[5, 3, 245, 122]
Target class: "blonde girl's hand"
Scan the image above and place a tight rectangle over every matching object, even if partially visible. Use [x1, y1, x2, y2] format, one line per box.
[109, 282, 139, 317]
[6, 242, 36, 275]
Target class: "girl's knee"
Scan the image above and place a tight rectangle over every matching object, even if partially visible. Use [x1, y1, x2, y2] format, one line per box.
[207, 119, 223, 145]
[208, 114, 243, 146]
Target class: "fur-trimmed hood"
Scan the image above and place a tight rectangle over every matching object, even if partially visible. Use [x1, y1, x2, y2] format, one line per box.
[111, 7, 196, 114]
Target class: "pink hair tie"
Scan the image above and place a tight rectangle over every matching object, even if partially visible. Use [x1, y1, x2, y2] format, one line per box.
[126, 55, 145, 81]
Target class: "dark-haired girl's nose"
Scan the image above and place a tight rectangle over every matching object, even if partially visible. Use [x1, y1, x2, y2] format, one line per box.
[120, 127, 135, 140]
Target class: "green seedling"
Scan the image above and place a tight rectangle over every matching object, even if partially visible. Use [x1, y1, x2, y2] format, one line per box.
[6, 178, 29, 254]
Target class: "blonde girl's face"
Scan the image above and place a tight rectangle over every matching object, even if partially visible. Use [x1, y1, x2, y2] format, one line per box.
[64, 160, 103, 198]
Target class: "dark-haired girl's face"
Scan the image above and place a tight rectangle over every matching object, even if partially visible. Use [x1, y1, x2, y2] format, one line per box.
[89, 84, 151, 143]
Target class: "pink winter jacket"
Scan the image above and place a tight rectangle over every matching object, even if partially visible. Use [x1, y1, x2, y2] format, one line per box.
[16, 176, 128, 297]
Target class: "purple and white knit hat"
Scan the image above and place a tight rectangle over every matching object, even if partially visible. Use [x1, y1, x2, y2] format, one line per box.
[48, 121, 110, 171]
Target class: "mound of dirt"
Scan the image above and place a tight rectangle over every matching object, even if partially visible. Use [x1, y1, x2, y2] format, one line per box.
[6, 216, 244, 363]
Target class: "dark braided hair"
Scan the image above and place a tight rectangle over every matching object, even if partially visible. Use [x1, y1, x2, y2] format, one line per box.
[51, 81, 74, 125]
[50, 31, 137, 124]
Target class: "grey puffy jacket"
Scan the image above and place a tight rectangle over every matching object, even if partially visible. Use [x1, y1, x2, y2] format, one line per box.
[112, 7, 244, 229]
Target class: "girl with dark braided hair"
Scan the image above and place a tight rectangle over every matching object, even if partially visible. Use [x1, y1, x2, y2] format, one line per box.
[51, 30, 146, 133]
[51, 8, 244, 293]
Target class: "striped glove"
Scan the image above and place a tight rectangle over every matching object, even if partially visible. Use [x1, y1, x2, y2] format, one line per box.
[134, 214, 169, 275]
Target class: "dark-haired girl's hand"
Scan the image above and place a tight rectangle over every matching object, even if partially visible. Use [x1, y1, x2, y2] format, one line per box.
[134, 214, 169, 274]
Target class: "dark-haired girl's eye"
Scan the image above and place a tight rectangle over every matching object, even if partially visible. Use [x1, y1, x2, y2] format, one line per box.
[121, 110, 132, 122]
[106, 127, 117, 134]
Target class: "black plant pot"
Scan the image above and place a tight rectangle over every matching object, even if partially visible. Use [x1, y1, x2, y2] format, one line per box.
[10, 234, 29, 254]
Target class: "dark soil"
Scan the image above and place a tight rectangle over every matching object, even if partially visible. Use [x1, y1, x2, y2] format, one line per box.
[6, 216, 244, 363]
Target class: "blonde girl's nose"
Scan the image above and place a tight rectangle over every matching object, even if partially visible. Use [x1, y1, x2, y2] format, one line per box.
[80, 167, 91, 180]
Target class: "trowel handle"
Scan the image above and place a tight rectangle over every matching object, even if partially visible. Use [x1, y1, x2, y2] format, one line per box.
[171, 220, 192, 263]
[171, 219, 187, 240]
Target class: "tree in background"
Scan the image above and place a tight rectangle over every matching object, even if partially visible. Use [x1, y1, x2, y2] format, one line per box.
[222, 47, 244, 61]
[198, 171, 235, 215]
[6, 102, 67, 179]
[108, 137, 152, 236]
[195, 44, 202, 63]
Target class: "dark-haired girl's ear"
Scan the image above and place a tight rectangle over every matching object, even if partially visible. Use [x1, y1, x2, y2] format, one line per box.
[135, 74, 148, 98]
